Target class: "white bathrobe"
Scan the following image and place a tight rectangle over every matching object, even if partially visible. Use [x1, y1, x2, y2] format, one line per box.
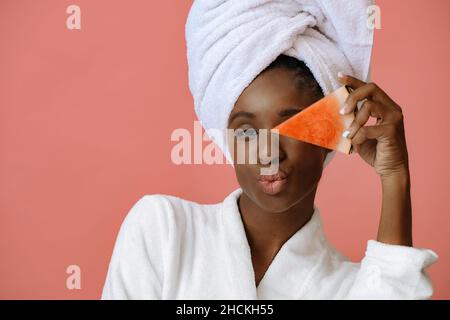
[101, 188, 438, 300]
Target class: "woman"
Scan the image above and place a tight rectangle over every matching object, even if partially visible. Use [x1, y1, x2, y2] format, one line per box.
[102, 0, 438, 299]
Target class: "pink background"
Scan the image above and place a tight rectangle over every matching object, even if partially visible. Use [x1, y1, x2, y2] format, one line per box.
[0, 0, 449, 299]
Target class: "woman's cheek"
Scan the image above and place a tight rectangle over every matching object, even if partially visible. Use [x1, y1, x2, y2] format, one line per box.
[287, 140, 324, 166]
[288, 145, 325, 184]
[234, 165, 259, 197]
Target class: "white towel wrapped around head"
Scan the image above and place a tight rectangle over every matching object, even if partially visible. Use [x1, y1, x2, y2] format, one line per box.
[185, 0, 374, 167]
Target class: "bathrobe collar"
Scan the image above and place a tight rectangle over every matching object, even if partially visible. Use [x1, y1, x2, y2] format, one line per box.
[220, 187, 331, 299]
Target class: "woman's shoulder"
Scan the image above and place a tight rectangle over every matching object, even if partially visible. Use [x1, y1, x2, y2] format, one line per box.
[132, 192, 222, 216]
[120, 192, 223, 235]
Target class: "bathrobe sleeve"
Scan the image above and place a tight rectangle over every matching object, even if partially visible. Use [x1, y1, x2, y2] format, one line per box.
[345, 240, 438, 299]
[101, 195, 167, 299]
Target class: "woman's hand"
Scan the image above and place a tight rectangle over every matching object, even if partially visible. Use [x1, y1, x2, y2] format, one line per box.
[338, 73, 412, 246]
[338, 73, 409, 178]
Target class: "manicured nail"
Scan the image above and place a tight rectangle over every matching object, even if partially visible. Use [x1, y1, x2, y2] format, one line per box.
[337, 71, 345, 79]
[339, 103, 348, 115]
[342, 130, 351, 138]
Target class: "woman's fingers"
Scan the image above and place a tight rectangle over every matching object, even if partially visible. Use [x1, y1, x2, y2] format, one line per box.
[342, 100, 384, 139]
[338, 72, 406, 148]
[341, 83, 378, 115]
[338, 73, 394, 115]
[350, 124, 385, 147]
[338, 72, 366, 89]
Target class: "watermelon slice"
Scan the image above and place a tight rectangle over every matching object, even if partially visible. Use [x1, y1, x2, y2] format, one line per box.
[271, 85, 355, 154]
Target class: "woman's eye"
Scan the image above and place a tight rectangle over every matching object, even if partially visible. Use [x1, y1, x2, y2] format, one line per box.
[234, 128, 258, 140]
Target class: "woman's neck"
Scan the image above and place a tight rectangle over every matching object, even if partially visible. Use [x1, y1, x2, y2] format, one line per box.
[237, 188, 317, 257]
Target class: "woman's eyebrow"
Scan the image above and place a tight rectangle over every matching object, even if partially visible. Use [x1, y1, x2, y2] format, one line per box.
[228, 107, 302, 125]
[228, 111, 255, 126]
[278, 107, 302, 117]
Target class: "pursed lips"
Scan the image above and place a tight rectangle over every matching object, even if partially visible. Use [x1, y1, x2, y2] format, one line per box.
[257, 169, 289, 195]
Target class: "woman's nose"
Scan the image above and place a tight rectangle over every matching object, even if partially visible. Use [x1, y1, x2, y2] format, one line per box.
[258, 130, 286, 166]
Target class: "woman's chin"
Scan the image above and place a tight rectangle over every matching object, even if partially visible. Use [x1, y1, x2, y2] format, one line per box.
[253, 193, 299, 214]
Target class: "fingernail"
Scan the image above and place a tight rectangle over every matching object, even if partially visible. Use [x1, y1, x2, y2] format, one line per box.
[338, 71, 345, 79]
[342, 130, 351, 138]
[339, 104, 347, 115]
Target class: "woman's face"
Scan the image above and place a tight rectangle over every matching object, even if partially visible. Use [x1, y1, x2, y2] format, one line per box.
[227, 67, 330, 213]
